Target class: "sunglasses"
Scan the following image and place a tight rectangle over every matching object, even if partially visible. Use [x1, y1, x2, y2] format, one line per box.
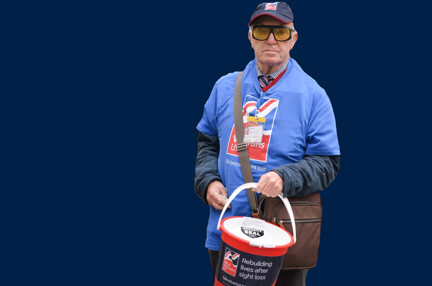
[252, 25, 294, 42]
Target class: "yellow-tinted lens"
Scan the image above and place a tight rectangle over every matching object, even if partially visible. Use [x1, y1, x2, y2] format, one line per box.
[273, 27, 291, 41]
[253, 27, 271, 40]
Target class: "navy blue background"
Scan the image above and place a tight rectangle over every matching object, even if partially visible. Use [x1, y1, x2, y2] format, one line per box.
[3, 0, 430, 285]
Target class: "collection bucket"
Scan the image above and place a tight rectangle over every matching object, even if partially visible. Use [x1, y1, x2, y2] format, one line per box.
[214, 183, 297, 286]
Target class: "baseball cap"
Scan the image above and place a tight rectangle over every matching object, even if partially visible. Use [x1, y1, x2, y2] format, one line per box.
[249, 2, 294, 26]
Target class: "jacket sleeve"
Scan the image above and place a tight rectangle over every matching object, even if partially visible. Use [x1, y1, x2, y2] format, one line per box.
[272, 155, 340, 198]
[194, 131, 222, 204]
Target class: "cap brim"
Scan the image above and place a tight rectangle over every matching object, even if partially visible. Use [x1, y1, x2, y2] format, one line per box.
[248, 13, 292, 26]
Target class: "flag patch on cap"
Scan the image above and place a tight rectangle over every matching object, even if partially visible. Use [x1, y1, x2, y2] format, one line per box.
[265, 2, 278, 10]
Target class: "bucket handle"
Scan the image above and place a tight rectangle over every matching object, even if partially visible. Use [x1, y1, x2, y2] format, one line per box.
[216, 182, 296, 244]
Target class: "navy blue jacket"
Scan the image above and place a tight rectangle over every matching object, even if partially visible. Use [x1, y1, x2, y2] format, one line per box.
[194, 132, 340, 204]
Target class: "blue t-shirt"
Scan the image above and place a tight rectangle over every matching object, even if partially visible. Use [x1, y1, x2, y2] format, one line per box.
[197, 58, 340, 250]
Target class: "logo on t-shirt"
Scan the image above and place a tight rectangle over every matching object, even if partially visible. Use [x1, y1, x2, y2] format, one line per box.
[227, 96, 279, 162]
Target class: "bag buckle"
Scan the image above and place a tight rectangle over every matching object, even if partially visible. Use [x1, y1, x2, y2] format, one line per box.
[251, 210, 259, 219]
[236, 143, 248, 152]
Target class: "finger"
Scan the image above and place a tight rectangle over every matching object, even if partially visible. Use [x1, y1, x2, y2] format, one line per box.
[209, 194, 223, 210]
[259, 186, 269, 196]
[212, 201, 224, 210]
[254, 181, 265, 194]
[219, 187, 228, 199]
[254, 180, 265, 193]
[266, 190, 280, 198]
[218, 192, 231, 209]
[213, 199, 228, 210]
[209, 192, 229, 210]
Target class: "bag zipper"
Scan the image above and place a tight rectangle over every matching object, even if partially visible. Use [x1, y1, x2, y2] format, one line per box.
[279, 218, 322, 224]
[271, 201, 321, 224]
[289, 201, 320, 206]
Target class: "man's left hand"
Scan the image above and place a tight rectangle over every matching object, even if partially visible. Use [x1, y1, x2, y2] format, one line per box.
[254, 171, 283, 198]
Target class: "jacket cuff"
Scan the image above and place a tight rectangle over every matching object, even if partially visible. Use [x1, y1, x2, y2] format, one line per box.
[271, 167, 299, 197]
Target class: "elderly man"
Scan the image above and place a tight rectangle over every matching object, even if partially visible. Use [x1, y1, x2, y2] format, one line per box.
[195, 2, 340, 285]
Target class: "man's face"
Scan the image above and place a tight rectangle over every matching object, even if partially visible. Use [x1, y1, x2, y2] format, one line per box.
[248, 16, 297, 71]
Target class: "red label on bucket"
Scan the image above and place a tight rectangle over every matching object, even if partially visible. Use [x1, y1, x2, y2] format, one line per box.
[221, 248, 240, 277]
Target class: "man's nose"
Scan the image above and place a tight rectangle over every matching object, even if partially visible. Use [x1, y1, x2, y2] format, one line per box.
[266, 32, 277, 44]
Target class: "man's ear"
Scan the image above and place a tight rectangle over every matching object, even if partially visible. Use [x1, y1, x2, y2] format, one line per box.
[248, 29, 255, 49]
[290, 33, 298, 50]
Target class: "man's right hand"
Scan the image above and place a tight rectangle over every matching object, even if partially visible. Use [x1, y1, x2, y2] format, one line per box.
[206, 181, 230, 210]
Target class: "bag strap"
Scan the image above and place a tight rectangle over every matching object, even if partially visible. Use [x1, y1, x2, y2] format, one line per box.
[233, 72, 259, 216]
